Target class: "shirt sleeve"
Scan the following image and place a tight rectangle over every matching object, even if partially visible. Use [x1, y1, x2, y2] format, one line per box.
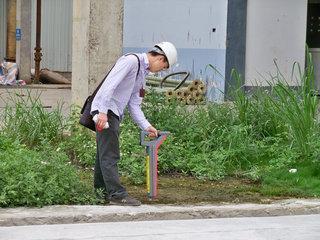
[127, 90, 151, 130]
[91, 55, 138, 114]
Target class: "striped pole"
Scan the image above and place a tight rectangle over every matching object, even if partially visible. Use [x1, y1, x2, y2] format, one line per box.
[140, 131, 170, 200]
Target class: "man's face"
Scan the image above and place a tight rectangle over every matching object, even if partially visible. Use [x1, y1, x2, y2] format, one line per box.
[149, 55, 169, 73]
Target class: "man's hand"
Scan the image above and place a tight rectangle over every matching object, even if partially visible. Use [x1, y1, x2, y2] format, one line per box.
[96, 112, 108, 131]
[146, 125, 158, 138]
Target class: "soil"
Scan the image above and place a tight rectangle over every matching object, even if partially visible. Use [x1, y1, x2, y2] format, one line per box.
[124, 175, 287, 205]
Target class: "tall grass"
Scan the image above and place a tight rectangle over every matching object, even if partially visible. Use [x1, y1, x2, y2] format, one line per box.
[268, 53, 318, 156]
[229, 52, 318, 156]
[229, 69, 251, 125]
[0, 93, 97, 207]
[1, 91, 65, 147]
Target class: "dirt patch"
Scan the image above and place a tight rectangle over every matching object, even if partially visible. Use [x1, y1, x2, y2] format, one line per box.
[124, 175, 286, 205]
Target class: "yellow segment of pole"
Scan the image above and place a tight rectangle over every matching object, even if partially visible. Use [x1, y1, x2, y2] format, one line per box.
[146, 155, 150, 194]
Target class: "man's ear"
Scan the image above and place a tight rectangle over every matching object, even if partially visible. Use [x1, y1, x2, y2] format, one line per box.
[159, 55, 166, 62]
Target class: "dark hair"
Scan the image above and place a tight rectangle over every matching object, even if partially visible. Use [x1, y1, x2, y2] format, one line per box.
[148, 50, 168, 64]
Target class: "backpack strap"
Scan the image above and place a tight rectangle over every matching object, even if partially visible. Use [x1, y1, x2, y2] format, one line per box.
[125, 53, 140, 78]
[91, 53, 141, 99]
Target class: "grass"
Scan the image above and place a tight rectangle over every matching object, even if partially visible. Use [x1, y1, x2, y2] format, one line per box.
[1, 90, 65, 148]
[0, 55, 320, 206]
[261, 160, 320, 197]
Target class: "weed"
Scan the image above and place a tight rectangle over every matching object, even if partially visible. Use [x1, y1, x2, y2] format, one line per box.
[1, 91, 65, 147]
[0, 135, 96, 207]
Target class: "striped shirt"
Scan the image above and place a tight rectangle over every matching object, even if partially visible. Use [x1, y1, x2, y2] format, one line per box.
[91, 53, 151, 130]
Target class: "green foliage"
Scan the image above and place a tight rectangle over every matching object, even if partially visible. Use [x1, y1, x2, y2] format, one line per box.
[135, 91, 258, 181]
[118, 57, 320, 191]
[0, 135, 96, 207]
[261, 160, 320, 197]
[1, 54, 320, 205]
[229, 69, 251, 125]
[1, 91, 65, 147]
[267, 56, 318, 156]
[228, 55, 318, 156]
[58, 106, 96, 167]
[119, 119, 145, 184]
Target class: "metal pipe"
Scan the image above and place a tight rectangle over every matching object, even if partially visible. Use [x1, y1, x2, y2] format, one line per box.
[34, 0, 42, 84]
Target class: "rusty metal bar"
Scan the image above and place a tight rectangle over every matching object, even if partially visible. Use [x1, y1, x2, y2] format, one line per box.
[34, 0, 42, 84]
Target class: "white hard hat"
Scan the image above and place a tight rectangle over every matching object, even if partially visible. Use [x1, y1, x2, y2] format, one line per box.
[154, 42, 178, 68]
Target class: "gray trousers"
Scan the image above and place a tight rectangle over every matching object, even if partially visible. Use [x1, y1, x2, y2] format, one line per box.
[94, 111, 128, 200]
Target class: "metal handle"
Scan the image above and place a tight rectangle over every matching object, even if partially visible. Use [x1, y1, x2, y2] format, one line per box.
[140, 131, 170, 146]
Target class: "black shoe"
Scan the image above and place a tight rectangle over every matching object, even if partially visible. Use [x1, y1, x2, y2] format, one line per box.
[109, 196, 141, 206]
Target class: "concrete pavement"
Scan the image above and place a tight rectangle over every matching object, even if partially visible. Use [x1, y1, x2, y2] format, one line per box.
[1, 214, 320, 240]
[1, 199, 320, 227]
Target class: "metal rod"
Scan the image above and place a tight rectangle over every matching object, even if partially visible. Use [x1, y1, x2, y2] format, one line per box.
[34, 0, 42, 84]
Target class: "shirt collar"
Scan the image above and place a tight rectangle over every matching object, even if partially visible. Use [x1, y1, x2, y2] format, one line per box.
[141, 53, 150, 75]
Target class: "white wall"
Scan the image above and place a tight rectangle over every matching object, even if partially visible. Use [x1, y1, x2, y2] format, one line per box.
[124, 0, 227, 50]
[245, 0, 308, 86]
[124, 0, 228, 101]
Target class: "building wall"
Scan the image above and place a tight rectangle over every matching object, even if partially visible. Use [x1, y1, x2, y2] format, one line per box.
[0, 0, 6, 61]
[225, 0, 247, 98]
[307, 0, 320, 90]
[0, 0, 73, 71]
[245, 0, 308, 86]
[31, 0, 73, 72]
[123, 0, 228, 101]
[2, 0, 313, 96]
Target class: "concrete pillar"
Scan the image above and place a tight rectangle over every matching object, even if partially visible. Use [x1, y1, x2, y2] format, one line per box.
[72, 0, 124, 106]
[16, 0, 32, 83]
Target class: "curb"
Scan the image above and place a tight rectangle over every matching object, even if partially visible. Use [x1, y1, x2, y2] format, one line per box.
[1, 199, 320, 226]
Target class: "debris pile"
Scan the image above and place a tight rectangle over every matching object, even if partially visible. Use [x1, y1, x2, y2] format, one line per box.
[0, 61, 25, 85]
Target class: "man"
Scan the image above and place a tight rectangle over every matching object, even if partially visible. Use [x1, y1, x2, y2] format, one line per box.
[91, 42, 178, 206]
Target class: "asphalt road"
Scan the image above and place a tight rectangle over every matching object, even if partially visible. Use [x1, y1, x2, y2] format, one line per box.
[1, 214, 319, 240]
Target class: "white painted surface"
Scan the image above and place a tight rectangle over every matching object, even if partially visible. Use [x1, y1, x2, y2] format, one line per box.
[245, 0, 308, 86]
[124, 0, 227, 50]
[124, 0, 228, 101]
